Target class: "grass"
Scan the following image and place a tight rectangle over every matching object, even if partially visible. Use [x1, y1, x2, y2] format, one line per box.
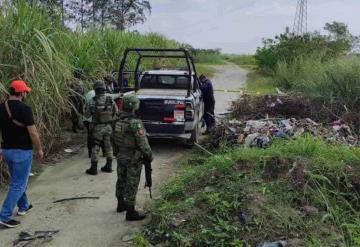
[274, 56, 360, 112]
[141, 137, 360, 246]
[194, 51, 226, 65]
[196, 64, 216, 78]
[224, 54, 257, 69]
[244, 70, 277, 95]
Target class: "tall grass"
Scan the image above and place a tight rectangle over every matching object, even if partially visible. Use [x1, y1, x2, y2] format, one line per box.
[224, 54, 257, 68]
[274, 56, 360, 112]
[145, 137, 360, 246]
[192, 50, 225, 65]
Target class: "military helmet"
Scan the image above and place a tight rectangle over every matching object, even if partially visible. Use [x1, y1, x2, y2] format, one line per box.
[123, 94, 140, 112]
[93, 80, 106, 90]
[104, 74, 115, 83]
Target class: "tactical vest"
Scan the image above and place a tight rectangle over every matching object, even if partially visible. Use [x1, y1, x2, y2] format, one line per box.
[92, 95, 113, 124]
[113, 116, 137, 150]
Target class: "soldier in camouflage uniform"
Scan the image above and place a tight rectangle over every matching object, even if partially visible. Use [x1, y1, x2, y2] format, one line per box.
[84, 80, 117, 175]
[112, 94, 153, 221]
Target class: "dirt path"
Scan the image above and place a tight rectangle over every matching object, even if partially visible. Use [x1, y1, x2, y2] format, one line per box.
[212, 64, 248, 113]
[0, 64, 247, 247]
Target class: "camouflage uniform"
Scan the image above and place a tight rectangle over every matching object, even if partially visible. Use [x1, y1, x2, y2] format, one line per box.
[112, 94, 152, 221]
[85, 81, 117, 175]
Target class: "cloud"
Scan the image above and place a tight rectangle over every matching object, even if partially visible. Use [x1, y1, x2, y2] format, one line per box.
[134, 0, 360, 54]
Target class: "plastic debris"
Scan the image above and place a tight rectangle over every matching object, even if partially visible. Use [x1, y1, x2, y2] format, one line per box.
[210, 116, 359, 148]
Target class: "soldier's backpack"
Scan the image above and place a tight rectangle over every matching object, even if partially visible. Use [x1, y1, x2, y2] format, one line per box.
[92, 95, 113, 124]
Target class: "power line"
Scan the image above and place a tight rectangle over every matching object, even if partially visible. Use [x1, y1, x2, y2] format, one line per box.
[293, 0, 308, 35]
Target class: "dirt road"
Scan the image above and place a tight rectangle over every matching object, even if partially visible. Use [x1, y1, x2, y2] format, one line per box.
[0, 64, 247, 247]
[212, 64, 248, 114]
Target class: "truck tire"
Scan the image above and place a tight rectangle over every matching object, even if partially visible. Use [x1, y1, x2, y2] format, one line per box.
[185, 121, 200, 148]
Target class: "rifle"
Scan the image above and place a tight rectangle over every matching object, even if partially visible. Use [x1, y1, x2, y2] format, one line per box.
[143, 159, 152, 199]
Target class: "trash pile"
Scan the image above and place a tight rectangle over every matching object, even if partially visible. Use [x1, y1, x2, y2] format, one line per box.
[231, 93, 344, 122]
[210, 92, 359, 148]
[210, 117, 359, 148]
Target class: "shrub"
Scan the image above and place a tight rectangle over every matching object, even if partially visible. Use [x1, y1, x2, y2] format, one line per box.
[255, 22, 355, 73]
[274, 56, 360, 112]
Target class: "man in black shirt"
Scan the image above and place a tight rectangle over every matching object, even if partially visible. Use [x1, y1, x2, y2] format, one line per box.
[0, 80, 43, 228]
[199, 74, 216, 133]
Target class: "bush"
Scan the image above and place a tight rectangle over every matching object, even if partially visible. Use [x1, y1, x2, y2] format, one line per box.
[255, 22, 355, 73]
[145, 137, 360, 246]
[224, 54, 257, 68]
[191, 48, 225, 65]
[274, 56, 360, 112]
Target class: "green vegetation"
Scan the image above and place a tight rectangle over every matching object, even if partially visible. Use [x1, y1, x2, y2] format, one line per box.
[274, 56, 360, 112]
[250, 21, 360, 114]
[196, 64, 215, 78]
[244, 71, 276, 95]
[224, 54, 257, 69]
[191, 48, 226, 65]
[255, 22, 356, 73]
[143, 137, 360, 246]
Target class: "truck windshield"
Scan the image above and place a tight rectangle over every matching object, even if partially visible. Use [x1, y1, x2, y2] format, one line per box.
[140, 75, 190, 89]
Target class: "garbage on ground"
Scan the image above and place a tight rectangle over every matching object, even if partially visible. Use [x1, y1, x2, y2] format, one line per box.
[13, 230, 59, 247]
[211, 116, 359, 148]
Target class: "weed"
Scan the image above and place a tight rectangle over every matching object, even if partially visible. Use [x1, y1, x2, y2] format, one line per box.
[144, 137, 360, 246]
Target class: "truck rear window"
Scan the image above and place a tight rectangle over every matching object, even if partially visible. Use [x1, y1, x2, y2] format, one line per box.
[140, 75, 190, 89]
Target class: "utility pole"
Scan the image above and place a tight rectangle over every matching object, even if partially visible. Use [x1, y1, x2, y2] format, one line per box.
[293, 0, 308, 36]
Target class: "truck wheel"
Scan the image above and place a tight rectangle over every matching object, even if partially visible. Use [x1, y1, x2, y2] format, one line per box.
[185, 121, 200, 148]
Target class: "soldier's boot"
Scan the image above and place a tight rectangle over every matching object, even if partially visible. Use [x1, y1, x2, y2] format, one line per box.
[126, 205, 146, 221]
[85, 162, 98, 175]
[101, 159, 113, 173]
[116, 198, 126, 213]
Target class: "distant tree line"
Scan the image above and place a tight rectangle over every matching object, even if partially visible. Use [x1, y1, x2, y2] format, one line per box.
[255, 21, 360, 73]
[2, 0, 151, 31]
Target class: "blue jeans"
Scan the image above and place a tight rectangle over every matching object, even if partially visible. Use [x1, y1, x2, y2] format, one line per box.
[0, 149, 33, 222]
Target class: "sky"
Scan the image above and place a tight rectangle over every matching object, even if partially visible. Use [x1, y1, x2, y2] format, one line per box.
[133, 0, 360, 54]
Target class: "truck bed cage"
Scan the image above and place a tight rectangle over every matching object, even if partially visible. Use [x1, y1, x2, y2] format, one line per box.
[117, 48, 199, 97]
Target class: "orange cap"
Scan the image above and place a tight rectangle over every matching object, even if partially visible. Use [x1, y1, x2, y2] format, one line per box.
[10, 80, 32, 93]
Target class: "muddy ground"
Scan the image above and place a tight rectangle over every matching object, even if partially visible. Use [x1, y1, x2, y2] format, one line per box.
[0, 64, 247, 247]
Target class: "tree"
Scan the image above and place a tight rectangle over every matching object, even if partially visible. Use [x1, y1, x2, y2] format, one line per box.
[254, 21, 358, 73]
[38, 0, 66, 25]
[67, 0, 91, 31]
[324, 21, 359, 54]
[85, 0, 111, 28]
[109, 0, 151, 30]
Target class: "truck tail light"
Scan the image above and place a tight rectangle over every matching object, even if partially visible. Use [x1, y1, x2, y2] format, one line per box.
[185, 102, 194, 120]
[163, 117, 176, 123]
[175, 104, 186, 110]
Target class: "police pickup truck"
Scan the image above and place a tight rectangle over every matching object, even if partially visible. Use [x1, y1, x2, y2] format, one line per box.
[117, 48, 204, 146]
